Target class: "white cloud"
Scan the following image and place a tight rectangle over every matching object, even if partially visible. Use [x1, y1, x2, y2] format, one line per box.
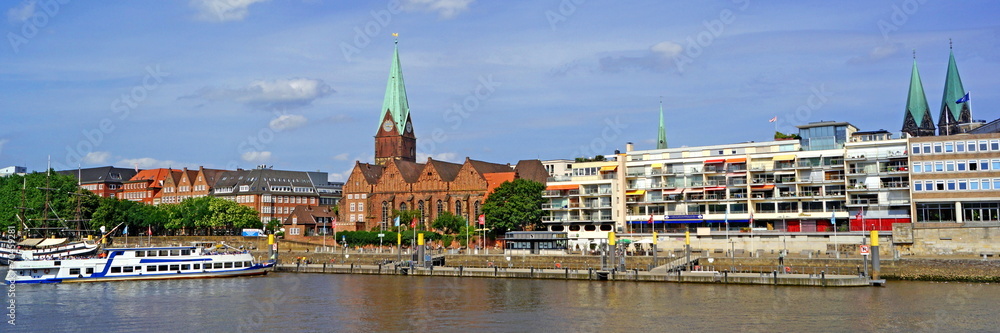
[269, 114, 308, 131]
[117, 157, 198, 169]
[848, 43, 902, 64]
[83, 151, 111, 165]
[332, 153, 350, 161]
[190, 0, 269, 22]
[400, 0, 473, 19]
[7, 1, 35, 24]
[188, 78, 334, 111]
[417, 152, 459, 162]
[651, 41, 683, 58]
[241, 151, 272, 163]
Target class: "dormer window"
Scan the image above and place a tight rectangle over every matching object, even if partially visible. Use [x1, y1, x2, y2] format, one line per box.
[239, 185, 250, 192]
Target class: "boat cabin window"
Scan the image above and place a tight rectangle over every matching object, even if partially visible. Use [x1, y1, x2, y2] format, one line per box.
[146, 251, 156, 257]
[193, 264, 200, 269]
[214, 263, 223, 269]
[245, 261, 252, 267]
[224, 262, 233, 268]
[86, 268, 94, 275]
[54, 261, 61, 266]
[123, 267, 134, 273]
[181, 264, 190, 270]
[234, 262, 243, 268]
[158, 265, 168, 271]
[181, 250, 191, 256]
[158, 250, 168, 256]
[111, 267, 122, 273]
[169, 265, 179, 271]
[134, 266, 142, 271]
[70, 268, 81, 275]
[136, 251, 146, 257]
[147, 265, 157, 272]
[169, 250, 179, 256]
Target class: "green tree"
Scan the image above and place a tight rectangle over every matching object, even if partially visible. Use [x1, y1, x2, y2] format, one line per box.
[0, 171, 100, 234]
[481, 178, 545, 235]
[432, 211, 465, 234]
[391, 209, 422, 229]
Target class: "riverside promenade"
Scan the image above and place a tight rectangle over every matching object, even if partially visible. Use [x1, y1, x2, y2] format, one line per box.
[273, 262, 874, 287]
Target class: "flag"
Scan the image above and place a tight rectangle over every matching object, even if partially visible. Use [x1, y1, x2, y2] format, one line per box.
[648, 214, 654, 224]
[956, 92, 970, 104]
[478, 214, 486, 226]
[411, 217, 417, 228]
[394, 216, 400, 227]
[768, 116, 777, 123]
[122, 226, 128, 235]
[831, 211, 836, 226]
[392, 32, 399, 37]
[148, 226, 152, 236]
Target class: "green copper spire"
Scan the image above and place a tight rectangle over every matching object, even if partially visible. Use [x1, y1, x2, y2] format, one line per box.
[901, 54, 935, 137]
[379, 38, 411, 133]
[938, 43, 970, 134]
[657, 98, 668, 149]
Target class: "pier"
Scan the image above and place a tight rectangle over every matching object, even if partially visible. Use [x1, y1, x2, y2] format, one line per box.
[273, 262, 874, 287]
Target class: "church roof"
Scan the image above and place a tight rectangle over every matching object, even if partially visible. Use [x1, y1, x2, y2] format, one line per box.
[356, 162, 384, 184]
[467, 158, 514, 175]
[513, 160, 548, 183]
[905, 58, 933, 128]
[657, 100, 668, 149]
[427, 159, 463, 182]
[393, 159, 426, 183]
[379, 39, 411, 134]
[939, 49, 969, 122]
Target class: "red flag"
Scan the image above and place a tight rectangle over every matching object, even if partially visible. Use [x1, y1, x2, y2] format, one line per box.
[648, 214, 654, 224]
[410, 217, 417, 228]
[148, 226, 152, 236]
[478, 214, 485, 225]
[768, 116, 777, 123]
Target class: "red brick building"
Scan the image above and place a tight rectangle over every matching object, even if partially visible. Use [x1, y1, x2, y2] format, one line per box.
[340, 40, 547, 231]
[158, 167, 229, 205]
[281, 205, 339, 239]
[57, 166, 138, 198]
[121, 168, 175, 204]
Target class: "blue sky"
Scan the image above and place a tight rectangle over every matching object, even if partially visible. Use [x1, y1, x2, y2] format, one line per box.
[1, 0, 999, 181]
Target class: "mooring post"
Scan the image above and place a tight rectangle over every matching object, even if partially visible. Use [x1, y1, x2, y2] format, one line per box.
[871, 230, 881, 281]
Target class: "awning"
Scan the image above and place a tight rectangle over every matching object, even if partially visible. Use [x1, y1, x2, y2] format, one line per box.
[600, 165, 617, 171]
[725, 158, 746, 163]
[705, 187, 726, 191]
[727, 172, 746, 177]
[662, 189, 682, 194]
[773, 154, 796, 161]
[751, 185, 775, 191]
[704, 159, 725, 164]
[650, 163, 663, 168]
[684, 189, 703, 193]
[546, 184, 578, 191]
[625, 190, 646, 195]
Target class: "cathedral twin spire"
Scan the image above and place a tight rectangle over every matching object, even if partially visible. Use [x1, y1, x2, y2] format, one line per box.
[902, 42, 972, 137]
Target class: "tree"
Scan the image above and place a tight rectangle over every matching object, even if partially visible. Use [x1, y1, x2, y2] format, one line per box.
[0, 171, 100, 233]
[481, 178, 545, 235]
[391, 209, 422, 229]
[432, 211, 465, 234]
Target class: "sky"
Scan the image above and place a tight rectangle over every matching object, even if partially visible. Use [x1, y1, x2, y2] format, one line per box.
[1, 0, 999, 182]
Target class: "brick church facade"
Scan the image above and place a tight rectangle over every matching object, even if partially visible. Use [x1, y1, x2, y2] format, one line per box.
[340, 40, 546, 231]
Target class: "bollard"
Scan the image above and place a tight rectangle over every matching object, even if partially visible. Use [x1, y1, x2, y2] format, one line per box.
[530, 267, 534, 278]
[323, 263, 327, 273]
[565, 267, 569, 279]
[350, 263, 354, 273]
[773, 270, 778, 285]
[494, 266, 498, 277]
[724, 270, 728, 284]
[459, 266, 463, 277]
[379, 263, 383, 274]
[589, 268, 593, 280]
[821, 270, 826, 287]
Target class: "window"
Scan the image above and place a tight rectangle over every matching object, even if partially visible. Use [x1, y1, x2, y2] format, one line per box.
[193, 264, 200, 270]
[946, 161, 955, 172]
[956, 142, 965, 152]
[214, 263, 223, 269]
[992, 140, 1000, 151]
[418, 201, 425, 222]
[474, 201, 481, 218]
[382, 201, 390, 225]
[181, 250, 190, 256]
[983, 179, 991, 190]
[936, 181, 945, 191]
[994, 179, 1000, 190]
[959, 180, 967, 190]
[968, 141, 977, 152]
[436, 200, 444, 217]
[933, 143, 942, 153]
[911, 144, 920, 154]
[361, 194, 366, 199]
[969, 160, 978, 171]
[980, 140, 989, 151]
[159, 250, 168, 256]
[158, 265, 168, 271]
[914, 164, 923, 173]
[181, 264, 190, 270]
[934, 162, 943, 172]
[148, 265, 158, 272]
[350, 214, 356, 222]
[169, 265, 180, 271]
[981, 160, 990, 171]
[400, 202, 407, 211]
[350, 203, 356, 212]
[925, 181, 935, 191]
[169, 250, 179, 256]
[135, 251, 145, 257]
[947, 180, 956, 190]
[971, 180, 980, 190]
[289, 227, 300, 235]
[958, 163, 967, 171]
[224, 262, 233, 268]
[111, 267, 122, 273]
[915, 182, 923, 191]
[358, 203, 363, 212]
[455, 200, 463, 218]
[923, 143, 931, 154]
[992, 159, 1000, 171]
[944, 142, 954, 153]
[70, 268, 81, 275]
[123, 266, 134, 273]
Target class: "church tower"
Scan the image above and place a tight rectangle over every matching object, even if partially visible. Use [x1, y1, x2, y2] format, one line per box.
[374, 38, 417, 166]
[901, 53, 935, 137]
[657, 99, 668, 149]
[937, 42, 972, 136]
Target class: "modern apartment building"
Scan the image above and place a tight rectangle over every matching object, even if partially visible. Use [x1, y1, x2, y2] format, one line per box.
[909, 132, 1000, 223]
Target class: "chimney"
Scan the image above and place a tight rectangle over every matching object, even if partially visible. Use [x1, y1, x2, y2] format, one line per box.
[625, 142, 634, 152]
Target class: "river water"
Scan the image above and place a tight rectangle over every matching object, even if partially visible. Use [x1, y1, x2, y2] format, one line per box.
[3, 267, 998, 332]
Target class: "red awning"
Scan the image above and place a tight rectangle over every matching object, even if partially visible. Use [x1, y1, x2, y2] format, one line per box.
[662, 189, 682, 194]
[751, 185, 775, 191]
[705, 187, 726, 191]
[725, 158, 746, 163]
[546, 184, 578, 191]
[704, 159, 725, 164]
[684, 188, 703, 193]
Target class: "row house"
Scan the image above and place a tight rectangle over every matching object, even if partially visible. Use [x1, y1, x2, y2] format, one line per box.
[211, 166, 323, 224]
[56, 166, 138, 198]
[158, 167, 229, 205]
[121, 168, 174, 204]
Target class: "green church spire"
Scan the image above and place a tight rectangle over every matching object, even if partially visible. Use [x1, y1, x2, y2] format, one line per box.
[901, 53, 935, 137]
[379, 37, 411, 133]
[938, 41, 971, 135]
[657, 98, 668, 149]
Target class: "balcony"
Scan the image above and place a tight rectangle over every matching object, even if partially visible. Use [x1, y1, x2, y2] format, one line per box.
[543, 190, 564, 197]
[580, 189, 612, 196]
[567, 189, 581, 196]
[542, 203, 570, 210]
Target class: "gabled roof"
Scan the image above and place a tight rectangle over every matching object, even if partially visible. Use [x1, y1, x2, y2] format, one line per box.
[513, 160, 548, 183]
[199, 168, 228, 186]
[393, 159, 426, 183]
[213, 167, 317, 196]
[427, 158, 462, 182]
[56, 166, 138, 184]
[379, 39, 411, 133]
[466, 158, 513, 175]
[355, 162, 384, 184]
[127, 168, 174, 188]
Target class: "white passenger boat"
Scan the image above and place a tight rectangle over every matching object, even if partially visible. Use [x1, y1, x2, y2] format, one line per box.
[5, 245, 273, 284]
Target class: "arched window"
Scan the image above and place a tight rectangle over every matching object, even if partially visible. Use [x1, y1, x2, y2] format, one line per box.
[455, 200, 463, 218]
[474, 201, 481, 219]
[436, 200, 444, 217]
[382, 201, 390, 225]
[400, 202, 407, 211]
[417, 201, 425, 223]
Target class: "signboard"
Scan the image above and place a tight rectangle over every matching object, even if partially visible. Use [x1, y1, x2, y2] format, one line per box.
[378, 233, 385, 238]
[241, 229, 264, 237]
[859, 245, 870, 256]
